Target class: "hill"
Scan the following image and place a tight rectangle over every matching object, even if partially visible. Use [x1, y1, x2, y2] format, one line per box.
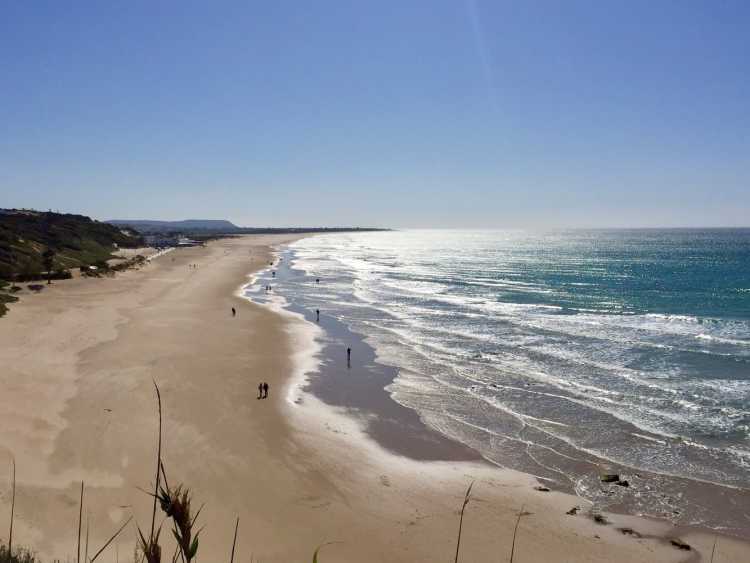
[106, 219, 390, 236]
[0, 209, 145, 280]
[107, 219, 240, 233]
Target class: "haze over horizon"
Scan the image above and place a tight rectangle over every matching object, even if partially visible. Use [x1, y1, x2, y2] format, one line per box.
[1, 1, 748, 229]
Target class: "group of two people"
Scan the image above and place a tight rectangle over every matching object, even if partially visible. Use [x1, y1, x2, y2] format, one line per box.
[258, 381, 270, 399]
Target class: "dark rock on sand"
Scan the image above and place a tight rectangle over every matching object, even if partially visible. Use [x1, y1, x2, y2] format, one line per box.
[593, 513, 609, 525]
[669, 538, 691, 551]
[618, 527, 642, 538]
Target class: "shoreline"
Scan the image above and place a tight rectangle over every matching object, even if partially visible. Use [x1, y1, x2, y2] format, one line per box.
[244, 250, 482, 462]
[0, 235, 747, 562]
[246, 239, 750, 552]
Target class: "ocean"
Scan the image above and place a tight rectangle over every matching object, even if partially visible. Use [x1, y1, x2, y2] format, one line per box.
[245, 229, 750, 534]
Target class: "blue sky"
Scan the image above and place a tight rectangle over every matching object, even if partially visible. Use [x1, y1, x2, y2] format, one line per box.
[1, 1, 748, 228]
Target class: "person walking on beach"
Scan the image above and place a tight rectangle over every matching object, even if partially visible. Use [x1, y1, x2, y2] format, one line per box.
[347, 346, 351, 367]
[263, 382, 269, 399]
[316, 308, 320, 322]
[231, 307, 236, 317]
[258, 382, 263, 399]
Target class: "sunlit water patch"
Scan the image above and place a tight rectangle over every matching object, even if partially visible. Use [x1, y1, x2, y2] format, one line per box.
[248, 229, 750, 535]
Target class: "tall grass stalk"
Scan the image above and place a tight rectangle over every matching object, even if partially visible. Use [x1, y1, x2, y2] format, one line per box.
[89, 517, 132, 562]
[150, 381, 163, 544]
[8, 457, 15, 561]
[453, 481, 474, 563]
[77, 482, 84, 563]
[509, 504, 525, 563]
[136, 381, 165, 563]
[312, 543, 334, 563]
[143, 382, 203, 563]
[84, 513, 90, 563]
[229, 517, 239, 563]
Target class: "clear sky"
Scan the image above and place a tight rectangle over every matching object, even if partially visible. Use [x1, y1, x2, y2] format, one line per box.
[1, 1, 748, 228]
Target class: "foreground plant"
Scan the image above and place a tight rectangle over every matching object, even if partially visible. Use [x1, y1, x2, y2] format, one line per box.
[454, 481, 474, 563]
[136, 381, 203, 563]
[0, 544, 36, 563]
[7, 458, 15, 562]
[137, 526, 163, 563]
[509, 504, 526, 563]
[156, 480, 202, 563]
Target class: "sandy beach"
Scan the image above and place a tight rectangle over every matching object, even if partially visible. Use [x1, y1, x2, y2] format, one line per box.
[1, 234, 747, 563]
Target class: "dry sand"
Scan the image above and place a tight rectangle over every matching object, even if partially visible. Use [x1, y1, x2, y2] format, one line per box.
[0, 235, 747, 563]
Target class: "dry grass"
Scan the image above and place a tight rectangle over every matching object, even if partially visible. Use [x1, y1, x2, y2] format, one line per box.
[509, 504, 526, 563]
[8, 458, 15, 560]
[135, 382, 203, 563]
[89, 517, 133, 563]
[150, 381, 163, 543]
[0, 545, 36, 563]
[453, 481, 474, 563]
[76, 482, 83, 563]
[311, 542, 340, 563]
[155, 481, 202, 563]
[229, 518, 239, 563]
[137, 526, 162, 563]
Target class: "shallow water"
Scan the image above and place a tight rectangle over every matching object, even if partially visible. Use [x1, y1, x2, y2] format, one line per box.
[246, 229, 750, 535]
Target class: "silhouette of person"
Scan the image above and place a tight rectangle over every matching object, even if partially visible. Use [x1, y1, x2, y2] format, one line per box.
[347, 347, 351, 367]
[263, 382, 269, 399]
[316, 309, 320, 322]
[257, 382, 263, 399]
[231, 307, 236, 317]
[316, 278, 320, 284]
[272, 271, 276, 277]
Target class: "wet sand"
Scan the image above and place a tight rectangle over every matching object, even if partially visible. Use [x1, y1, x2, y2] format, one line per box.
[289, 300, 481, 462]
[0, 235, 747, 562]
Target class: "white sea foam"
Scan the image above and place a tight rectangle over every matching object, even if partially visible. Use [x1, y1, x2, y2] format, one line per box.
[285, 231, 750, 494]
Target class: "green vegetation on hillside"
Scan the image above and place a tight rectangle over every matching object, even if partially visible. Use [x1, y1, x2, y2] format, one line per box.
[0, 280, 19, 317]
[0, 210, 144, 281]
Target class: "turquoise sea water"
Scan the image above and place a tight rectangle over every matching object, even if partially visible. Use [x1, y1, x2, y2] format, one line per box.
[255, 229, 750, 532]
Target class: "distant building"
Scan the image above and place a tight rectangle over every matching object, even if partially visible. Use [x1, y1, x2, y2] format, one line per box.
[177, 237, 202, 247]
[144, 234, 178, 248]
[143, 235, 204, 248]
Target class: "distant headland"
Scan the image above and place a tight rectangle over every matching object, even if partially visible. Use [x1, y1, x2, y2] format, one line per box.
[107, 218, 390, 235]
